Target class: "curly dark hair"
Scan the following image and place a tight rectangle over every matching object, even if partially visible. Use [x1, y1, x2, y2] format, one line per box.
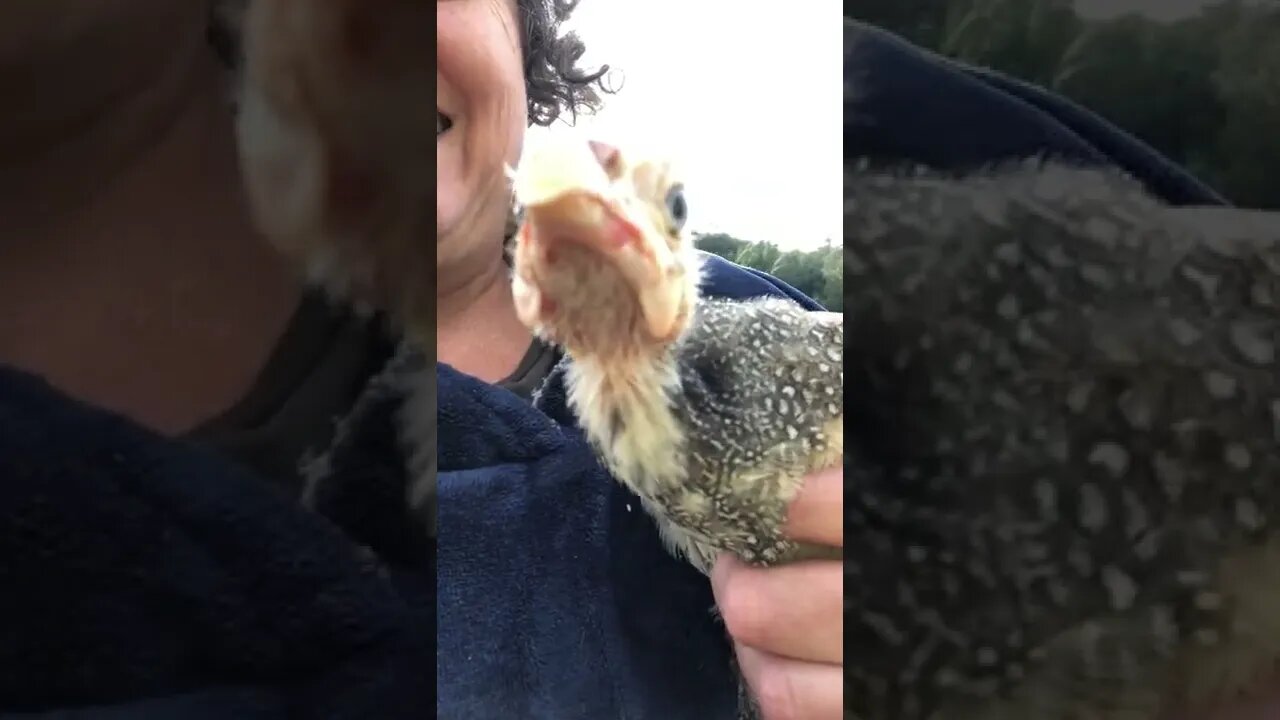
[516, 0, 615, 126]
[206, 0, 616, 126]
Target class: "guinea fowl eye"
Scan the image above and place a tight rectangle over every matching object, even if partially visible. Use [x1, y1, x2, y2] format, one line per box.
[665, 184, 688, 231]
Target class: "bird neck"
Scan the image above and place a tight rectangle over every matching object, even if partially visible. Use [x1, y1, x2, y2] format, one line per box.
[564, 346, 688, 500]
[558, 265, 705, 498]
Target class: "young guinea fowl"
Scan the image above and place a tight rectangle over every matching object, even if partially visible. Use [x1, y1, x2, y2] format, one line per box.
[511, 137, 844, 574]
[842, 159, 1280, 720]
[230, 0, 437, 533]
[510, 137, 844, 718]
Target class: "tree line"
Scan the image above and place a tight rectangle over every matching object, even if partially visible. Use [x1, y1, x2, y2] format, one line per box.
[853, 0, 1280, 209]
[694, 233, 843, 311]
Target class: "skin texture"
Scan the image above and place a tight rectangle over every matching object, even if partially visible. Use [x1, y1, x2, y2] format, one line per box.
[436, 0, 533, 382]
[511, 139, 845, 719]
[717, 465, 846, 720]
[0, 0, 298, 435]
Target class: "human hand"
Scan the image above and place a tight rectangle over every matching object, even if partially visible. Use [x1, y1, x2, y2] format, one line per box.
[711, 464, 844, 719]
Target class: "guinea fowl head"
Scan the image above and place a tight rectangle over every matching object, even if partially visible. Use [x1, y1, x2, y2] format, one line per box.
[510, 137, 702, 361]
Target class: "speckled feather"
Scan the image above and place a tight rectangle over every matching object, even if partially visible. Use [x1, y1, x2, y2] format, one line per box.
[842, 160, 1280, 720]
[665, 298, 843, 564]
[577, 295, 846, 572]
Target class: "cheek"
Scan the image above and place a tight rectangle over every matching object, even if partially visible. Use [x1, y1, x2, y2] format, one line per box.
[437, 1, 528, 236]
[438, 1, 528, 162]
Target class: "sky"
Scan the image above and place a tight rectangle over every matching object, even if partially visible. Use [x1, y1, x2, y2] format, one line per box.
[524, 1, 842, 252]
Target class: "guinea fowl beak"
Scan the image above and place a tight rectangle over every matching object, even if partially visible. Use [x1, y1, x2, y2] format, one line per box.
[511, 139, 642, 252]
[516, 192, 643, 256]
[512, 138, 683, 341]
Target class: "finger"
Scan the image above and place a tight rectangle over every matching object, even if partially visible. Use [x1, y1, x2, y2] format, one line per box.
[785, 465, 843, 547]
[712, 554, 843, 663]
[736, 643, 843, 720]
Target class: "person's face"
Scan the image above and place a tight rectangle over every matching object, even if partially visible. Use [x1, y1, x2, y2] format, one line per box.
[437, 0, 529, 261]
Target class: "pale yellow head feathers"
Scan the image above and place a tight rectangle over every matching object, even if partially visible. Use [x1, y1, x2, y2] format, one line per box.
[509, 136, 701, 358]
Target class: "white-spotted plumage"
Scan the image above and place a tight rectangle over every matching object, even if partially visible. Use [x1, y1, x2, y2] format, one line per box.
[842, 156, 1280, 720]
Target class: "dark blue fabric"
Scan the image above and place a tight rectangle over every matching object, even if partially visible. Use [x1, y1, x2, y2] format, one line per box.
[3, 689, 283, 720]
[0, 367, 433, 718]
[0, 19, 1227, 720]
[844, 20, 1229, 207]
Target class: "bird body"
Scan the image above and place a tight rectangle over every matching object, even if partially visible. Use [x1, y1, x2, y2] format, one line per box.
[563, 294, 844, 572]
[843, 160, 1280, 719]
[511, 137, 844, 719]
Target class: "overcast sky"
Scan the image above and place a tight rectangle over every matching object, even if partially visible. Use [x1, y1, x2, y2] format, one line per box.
[525, 1, 842, 252]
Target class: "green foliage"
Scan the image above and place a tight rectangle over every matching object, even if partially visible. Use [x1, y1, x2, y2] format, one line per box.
[849, 0, 959, 48]
[1054, 15, 1227, 166]
[734, 241, 782, 273]
[855, 0, 1280, 209]
[771, 251, 827, 301]
[818, 244, 844, 312]
[1207, 5, 1280, 207]
[942, 0, 1084, 87]
[693, 234, 842, 311]
[689, 232, 747, 261]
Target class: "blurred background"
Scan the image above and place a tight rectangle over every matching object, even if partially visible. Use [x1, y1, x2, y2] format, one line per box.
[853, 0, 1280, 211]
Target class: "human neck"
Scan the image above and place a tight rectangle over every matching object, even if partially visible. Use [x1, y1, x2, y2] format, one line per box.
[0, 45, 299, 435]
[436, 251, 532, 384]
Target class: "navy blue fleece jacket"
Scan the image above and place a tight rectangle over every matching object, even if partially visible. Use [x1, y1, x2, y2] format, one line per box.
[0, 19, 1227, 720]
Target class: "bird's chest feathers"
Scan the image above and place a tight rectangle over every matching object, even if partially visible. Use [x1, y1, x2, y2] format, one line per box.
[565, 356, 720, 571]
[565, 355, 687, 501]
